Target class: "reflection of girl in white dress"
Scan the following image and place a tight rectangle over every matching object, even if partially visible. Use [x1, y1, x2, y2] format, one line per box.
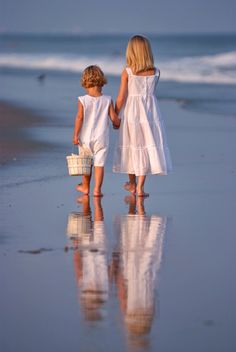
[68, 196, 108, 322]
[111, 196, 167, 342]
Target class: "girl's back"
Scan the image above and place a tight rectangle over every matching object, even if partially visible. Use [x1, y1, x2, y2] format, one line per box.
[113, 67, 172, 176]
[126, 67, 160, 97]
[78, 94, 111, 143]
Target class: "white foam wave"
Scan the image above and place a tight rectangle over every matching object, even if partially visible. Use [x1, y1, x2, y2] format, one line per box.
[1, 51, 236, 84]
[201, 51, 236, 67]
[161, 51, 236, 84]
[0, 54, 123, 75]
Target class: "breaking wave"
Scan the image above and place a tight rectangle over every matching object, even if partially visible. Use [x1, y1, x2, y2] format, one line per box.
[0, 51, 236, 84]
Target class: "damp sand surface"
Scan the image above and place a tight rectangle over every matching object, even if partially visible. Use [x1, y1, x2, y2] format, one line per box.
[1, 101, 236, 352]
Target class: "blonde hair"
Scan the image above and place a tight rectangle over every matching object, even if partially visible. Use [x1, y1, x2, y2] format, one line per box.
[81, 65, 107, 88]
[126, 35, 155, 74]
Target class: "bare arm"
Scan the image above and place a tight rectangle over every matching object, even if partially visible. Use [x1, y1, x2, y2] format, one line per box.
[109, 100, 121, 129]
[115, 69, 128, 114]
[73, 101, 84, 145]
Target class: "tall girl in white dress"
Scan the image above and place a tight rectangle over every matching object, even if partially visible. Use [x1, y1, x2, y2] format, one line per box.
[113, 35, 172, 196]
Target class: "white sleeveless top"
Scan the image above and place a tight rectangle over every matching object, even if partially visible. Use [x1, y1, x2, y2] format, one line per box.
[78, 94, 111, 148]
[126, 66, 160, 96]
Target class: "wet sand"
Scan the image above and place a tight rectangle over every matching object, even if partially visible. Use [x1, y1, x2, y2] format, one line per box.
[0, 101, 47, 165]
[1, 100, 236, 352]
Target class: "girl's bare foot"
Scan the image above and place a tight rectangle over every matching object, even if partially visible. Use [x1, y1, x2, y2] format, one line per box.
[136, 188, 149, 197]
[124, 194, 136, 204]
[136, 197, 146, 215]
[124, 182, 136, 194]
[76, 195, 91, 216]
[93, 192, 103, 197]
[76, 183, 89, 195]
[137, 192, 149, 197]
[124, 194, 136, 215]
[93, 187, 103, 197]
[77, 195, 89, 204]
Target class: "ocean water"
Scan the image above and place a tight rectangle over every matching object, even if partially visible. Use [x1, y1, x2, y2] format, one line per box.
[1, 33, 236, 118]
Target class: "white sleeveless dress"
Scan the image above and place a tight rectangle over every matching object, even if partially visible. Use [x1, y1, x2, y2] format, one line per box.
[78, 94, 111, 167]
[113, 68, 172, 176]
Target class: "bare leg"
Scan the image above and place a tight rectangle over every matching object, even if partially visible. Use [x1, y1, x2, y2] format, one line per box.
[94, 166, 104, 197]
[93, 197, 104, 221]
[76, 167, 92, 194]
[136, 197, 146, 215]
[136, 176, 149, 197]
[124, 194, 136, 214]
[77, 195, 91, 216]
[124, 173, 136, 194]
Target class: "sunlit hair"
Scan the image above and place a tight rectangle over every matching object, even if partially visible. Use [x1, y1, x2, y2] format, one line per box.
[81, 65, 107, 88]
[126, 35, 155, 74]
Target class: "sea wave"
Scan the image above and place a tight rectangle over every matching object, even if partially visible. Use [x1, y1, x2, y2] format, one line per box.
[160, 51, 236, 84]
[0, 51, 236, 84]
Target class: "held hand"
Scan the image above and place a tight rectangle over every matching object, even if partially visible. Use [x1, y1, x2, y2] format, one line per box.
[113, 118, 121, 129]
[73, 137, 79, 145]
[73, 137, 82, 146]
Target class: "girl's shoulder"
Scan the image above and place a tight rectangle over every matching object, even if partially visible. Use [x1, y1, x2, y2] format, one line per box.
[78, 94, 111, 106]
[102, 94, 112, 101]
[78, 94, 111, 100]
[97, 94, 112, 105]
[77, 94, 93, 109]
[78, 95, 86, 107]
[78, 94, 87, 101]
[125, 66, 160, 77]
[125, 67, 132, 75]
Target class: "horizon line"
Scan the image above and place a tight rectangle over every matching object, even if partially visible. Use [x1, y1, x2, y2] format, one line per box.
[0, 30, 236, 37]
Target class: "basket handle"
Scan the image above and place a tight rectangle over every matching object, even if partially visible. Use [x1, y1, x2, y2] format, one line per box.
[71, 144, 93, 157]
[79, 144, 93, 157]
[72, 144, 79, 155]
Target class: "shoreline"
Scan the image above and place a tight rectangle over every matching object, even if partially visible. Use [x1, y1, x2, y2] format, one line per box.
[0, 100, 48, 165]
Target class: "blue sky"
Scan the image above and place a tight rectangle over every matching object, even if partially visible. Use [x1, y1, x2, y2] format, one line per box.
[0, 0, 235, 34]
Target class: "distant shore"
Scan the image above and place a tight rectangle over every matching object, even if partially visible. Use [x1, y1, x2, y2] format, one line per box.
[0, 101, 47, 165]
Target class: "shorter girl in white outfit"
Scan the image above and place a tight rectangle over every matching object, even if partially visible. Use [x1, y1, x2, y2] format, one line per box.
[73, 65, 120, 196]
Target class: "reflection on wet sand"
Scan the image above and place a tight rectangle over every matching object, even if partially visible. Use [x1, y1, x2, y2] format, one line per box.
[67, 196, 108, 322]
[111, 196, 167, 349]
[66, 195, 168, 348]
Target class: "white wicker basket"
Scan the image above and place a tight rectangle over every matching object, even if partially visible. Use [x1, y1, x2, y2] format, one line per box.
[66, 212, 92, 238]
[66, 153, 92, 176]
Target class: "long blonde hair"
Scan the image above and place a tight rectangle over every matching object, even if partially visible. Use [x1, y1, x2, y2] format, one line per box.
[126, 35, 155, 74]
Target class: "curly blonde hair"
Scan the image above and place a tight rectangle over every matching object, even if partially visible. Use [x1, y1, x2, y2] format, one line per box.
[81, 65, 107, 88]
[126, 35, 155, 74]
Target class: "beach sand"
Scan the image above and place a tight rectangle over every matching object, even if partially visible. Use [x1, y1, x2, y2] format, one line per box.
[0, 102, 48, 165]
[1, 100, 236, 352]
